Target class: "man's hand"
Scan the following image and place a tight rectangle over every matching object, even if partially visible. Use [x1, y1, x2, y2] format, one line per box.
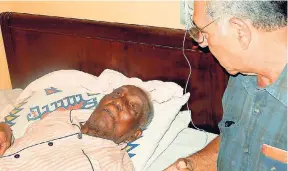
[165, 136, 220, 171]
[164, 158, 193, 171]
[0, 123, 12, 156]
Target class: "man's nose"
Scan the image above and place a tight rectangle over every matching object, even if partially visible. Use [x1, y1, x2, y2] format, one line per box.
[112, 98, 123, 111]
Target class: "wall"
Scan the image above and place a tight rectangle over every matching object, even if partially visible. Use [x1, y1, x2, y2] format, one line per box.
[0, 1, 184, 89]
[0, 3, 12, 89]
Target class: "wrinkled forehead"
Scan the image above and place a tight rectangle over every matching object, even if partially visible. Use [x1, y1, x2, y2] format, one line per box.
[119, 85, 150, 110]
[119, 85, 148, 100]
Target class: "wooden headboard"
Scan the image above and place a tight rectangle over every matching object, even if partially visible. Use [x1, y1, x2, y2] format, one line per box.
[0, 12, 228, 134]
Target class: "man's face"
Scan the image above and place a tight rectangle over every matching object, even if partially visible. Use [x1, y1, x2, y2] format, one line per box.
[82, 85, 150, 144]
[193, 1, 251, 75]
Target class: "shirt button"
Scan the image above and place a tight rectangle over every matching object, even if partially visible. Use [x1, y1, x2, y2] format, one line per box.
[14, 154, 20, 158]
[48, 142, 53, 146]
[244, 148, 249, 153]
[78, 133, 82, 139]
[271, 166, 276, 171]
[254, 108, 260, 113]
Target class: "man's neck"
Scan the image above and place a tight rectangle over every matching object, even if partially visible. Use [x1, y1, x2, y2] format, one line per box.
[254, 28, 287, 87]
[256, 55, 286, 88]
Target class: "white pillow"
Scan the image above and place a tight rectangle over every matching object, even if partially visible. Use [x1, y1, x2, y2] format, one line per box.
[18, 70, 98, 100]
[2, 69, 189, 171]
[143, 110, 191, 170]
[0, 89, 23, 113]
[0, 89, 23, 122]
[90, 69, 185, 103]
[127, 94, 189, 171]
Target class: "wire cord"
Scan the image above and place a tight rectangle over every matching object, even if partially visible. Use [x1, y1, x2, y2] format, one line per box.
[182, 29, 208, 148]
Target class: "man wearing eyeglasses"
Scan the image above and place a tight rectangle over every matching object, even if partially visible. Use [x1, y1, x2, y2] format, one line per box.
[165, 1, 287, 171]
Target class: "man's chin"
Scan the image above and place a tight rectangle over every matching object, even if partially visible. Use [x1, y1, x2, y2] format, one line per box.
[84, 124, 115, 141]
[90, 130, 116, 142]
[226, 70, 239, 75]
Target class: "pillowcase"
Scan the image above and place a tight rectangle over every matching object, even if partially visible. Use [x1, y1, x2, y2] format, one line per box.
[0, 89, 23, 124]
[0, 89, 23, 114]
[1, 69, 190, 171]
[143, 110, 191, 170]
[18, 70, 98, 100]
[89, 69, 186, 104]
[126, 94, 189, 171]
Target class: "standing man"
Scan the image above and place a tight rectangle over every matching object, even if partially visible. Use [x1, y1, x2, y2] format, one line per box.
[166, 1, 287, 171]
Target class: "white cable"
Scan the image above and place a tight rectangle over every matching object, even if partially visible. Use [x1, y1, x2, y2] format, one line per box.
[182, 29, 208, 148]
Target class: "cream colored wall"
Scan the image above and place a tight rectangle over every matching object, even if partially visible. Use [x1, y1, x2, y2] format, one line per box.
[0, 1, 184, 89]
[0, 3, 12, 89]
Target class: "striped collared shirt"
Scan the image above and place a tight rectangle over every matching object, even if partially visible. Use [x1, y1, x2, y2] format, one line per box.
[0, 110, 134, 171]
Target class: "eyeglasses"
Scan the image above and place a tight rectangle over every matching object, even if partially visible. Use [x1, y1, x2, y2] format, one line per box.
[188, 17, 220, 44]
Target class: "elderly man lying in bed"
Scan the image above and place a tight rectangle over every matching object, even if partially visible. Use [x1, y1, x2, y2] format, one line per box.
[0, 85, 153, 171]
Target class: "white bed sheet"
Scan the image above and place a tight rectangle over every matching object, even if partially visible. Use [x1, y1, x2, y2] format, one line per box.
[146, 128, 218, 171]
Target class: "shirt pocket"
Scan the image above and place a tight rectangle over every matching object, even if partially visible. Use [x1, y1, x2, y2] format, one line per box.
[256, 135, 287, 171]
[257, 152, 287, 171]
[218, 114, 244, 140]
[218, 118, 246, 170]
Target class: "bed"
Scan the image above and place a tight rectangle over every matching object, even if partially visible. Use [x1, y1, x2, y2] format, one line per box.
[0, 12, 229, 170]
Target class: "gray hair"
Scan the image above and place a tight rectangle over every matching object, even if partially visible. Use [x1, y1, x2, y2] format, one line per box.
[206, 1, 287, 31]
[140, 90, 154, 131]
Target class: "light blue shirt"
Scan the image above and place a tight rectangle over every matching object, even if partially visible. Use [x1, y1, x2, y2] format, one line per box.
[217, 65, 287, 171]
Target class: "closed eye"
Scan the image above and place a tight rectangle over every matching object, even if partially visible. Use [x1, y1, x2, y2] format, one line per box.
[130, 103, 139, 113]
[131, 104, 136, 110]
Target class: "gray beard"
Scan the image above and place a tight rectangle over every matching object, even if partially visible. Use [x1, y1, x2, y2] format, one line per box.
[84, 121, 117, 143]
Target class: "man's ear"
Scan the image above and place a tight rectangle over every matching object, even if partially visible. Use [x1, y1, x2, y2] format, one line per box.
[134, 129, 142, 139]
[127, 129, 142, 142]
[229, 17, 251, 50]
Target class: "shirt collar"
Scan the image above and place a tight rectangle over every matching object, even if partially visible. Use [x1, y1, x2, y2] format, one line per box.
[239, 74, 257, 98]
[265, 64, 287, 107]
[240, 64, 287, 107]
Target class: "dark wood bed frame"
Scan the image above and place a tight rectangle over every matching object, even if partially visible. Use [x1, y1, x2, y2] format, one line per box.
[0, 12, 228, 134]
